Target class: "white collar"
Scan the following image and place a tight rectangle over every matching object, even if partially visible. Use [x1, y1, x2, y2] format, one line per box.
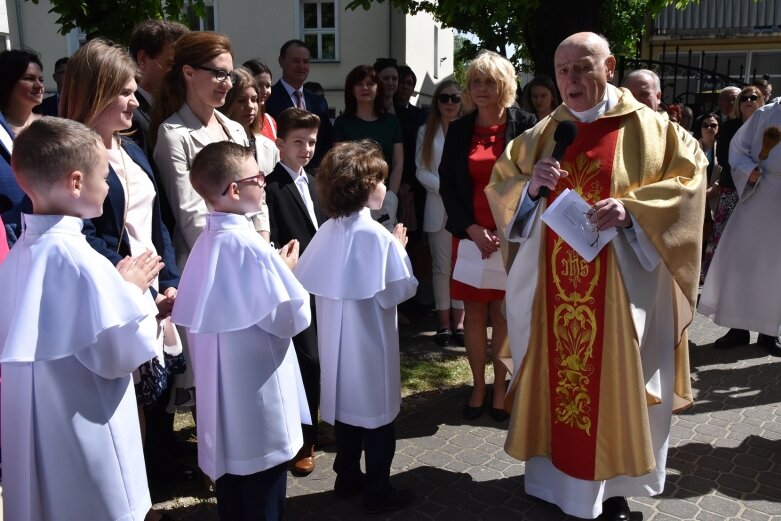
[280, 162, 307, 184]
[569, 85, 618, 123]
[280, 78, 303, 97]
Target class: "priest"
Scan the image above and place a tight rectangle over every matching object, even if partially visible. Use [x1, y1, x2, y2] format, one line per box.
[486, 32, 707, 520]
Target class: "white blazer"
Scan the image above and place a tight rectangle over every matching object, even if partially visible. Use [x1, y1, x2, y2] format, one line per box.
[154, 103, 258, 267]
[252, 132, 280, 174]
[415, 124, 447, 233]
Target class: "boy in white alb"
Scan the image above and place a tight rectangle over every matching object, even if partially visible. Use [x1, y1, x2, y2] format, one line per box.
[172, 141, 311, 520]
[0, 118, 164, 521]
[295, 140, 418, 515]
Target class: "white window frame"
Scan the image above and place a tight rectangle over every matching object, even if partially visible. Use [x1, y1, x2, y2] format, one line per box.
[300, 0, 339, 62]
[187, 0, 217, 31]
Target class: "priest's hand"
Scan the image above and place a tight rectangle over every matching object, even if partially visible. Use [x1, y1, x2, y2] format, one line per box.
[529, 158, 569, 200]
[155, 287, 177, 318]
[392, 223, 408, 248]
[278, 239, 299, 271]
[117, 250, 164, 292]
[591, 198, 632, 230]
[466, 224, 500, 259]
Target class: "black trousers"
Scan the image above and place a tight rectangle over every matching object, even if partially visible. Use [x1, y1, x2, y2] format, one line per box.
[143, 384, 177, 486]
[293, 314, 320, 446]
[333, 421, 396, 500]
[214, 462, 287, 521]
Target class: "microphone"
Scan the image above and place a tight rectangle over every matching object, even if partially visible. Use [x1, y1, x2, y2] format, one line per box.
[538, 120, 578, 198]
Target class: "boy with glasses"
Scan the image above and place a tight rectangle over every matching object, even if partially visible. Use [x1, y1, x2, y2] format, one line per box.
[173, 141, 310, 520]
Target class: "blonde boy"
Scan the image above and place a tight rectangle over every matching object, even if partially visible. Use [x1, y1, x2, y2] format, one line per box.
[0, 117, 162, 520]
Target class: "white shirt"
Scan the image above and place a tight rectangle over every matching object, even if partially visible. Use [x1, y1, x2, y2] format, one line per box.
[280, 162, 319, 229]
[280, 78, 306, 110]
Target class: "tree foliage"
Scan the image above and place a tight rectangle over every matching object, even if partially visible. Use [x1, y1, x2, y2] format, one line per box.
[346, 0, 695, 76]
[25, 0, 205, 45]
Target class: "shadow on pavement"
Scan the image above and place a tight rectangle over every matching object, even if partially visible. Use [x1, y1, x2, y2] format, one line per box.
[681, 359, 781, 414]
[665, 436, 781, 507]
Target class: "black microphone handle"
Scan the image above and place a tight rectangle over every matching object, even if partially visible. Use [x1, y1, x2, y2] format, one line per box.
[537, 141, 569, 198]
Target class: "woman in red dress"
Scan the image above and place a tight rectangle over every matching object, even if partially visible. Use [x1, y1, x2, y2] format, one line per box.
[439, 51, 536, 421]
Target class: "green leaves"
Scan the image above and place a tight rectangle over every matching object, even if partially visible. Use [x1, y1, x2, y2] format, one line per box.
[25, 0, 206, 45]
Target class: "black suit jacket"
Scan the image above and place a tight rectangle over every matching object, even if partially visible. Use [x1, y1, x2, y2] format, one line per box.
[265, 81, 334, 170]
[265, 162, 326, 252]
[130, 94, 152, 158]
[439, 107, 537, 239]
[38, 94, 59, 116]
[82, 138, 180, 294]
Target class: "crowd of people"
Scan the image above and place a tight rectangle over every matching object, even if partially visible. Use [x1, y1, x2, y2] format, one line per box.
[0, 20, 778, 521]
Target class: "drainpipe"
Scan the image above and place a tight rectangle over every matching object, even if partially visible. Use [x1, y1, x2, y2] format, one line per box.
[15, 0, 25, 48]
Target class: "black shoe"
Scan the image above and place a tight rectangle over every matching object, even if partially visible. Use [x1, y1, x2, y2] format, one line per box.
[714, 328, 750, 349]
[454, 328, 465, 347]
[363, 488, 415, 515]
[463, 389, 486, 420]
[598, 496, 631, 521]
[334, 473, 364, 500]
[762, 335, 781, 357]
[435, 328, 452, 347]
[490, 407, 509, 422]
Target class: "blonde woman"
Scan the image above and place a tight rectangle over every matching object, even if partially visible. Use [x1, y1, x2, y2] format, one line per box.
[60, 38, 183, 520]
[219, 66, 279, 173]
[416, 80, 465, 347]
[439, 51, 536, 421]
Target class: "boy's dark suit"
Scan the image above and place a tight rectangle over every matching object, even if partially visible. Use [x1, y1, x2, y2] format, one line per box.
[265, 83, 333, 170]
[265, 162, 326, 472]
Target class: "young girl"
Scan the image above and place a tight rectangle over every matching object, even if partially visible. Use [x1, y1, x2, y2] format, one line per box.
[219, 67, 279, 174]
[242, 59, 277, 140]
[295, 139, 417, 515]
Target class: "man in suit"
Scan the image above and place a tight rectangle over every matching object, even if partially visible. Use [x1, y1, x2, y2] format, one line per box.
[129, 20, 189, 159]
[265, 108, 326, 475]
[37, 57, 68, 116]
[265, 39, 333, 171]
[128, 19, 189, 232]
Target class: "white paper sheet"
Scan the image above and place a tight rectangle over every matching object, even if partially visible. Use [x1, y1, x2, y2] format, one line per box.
[541, 188, 617, 262]
[452, 239, 507, 290]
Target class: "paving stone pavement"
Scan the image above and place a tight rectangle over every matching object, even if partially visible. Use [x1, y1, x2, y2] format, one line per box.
[167, 308, 781, 521]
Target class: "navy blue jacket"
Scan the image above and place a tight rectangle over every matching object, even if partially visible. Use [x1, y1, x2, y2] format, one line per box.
[82, 138, 180, 293]
[0, 112, 29, 246]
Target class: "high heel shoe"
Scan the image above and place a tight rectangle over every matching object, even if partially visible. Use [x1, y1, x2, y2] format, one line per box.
[463, 389, 486, 420]
[488, 387, 509, 422]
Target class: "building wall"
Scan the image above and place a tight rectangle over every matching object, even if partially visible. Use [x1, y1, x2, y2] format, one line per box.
[4, 0, 71, 93]
[3, 0, 453, 113]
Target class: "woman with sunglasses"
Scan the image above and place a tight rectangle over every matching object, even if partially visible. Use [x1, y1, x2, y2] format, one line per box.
[219, 67, 279, 174]
[700, 85, 765, 349]
[700, 91, 781, 355]
[694, 113, 721, 242]
[415, 80, 465, 347]
[439, 51, 536, 421]
[152, 31, 264, 271]
[701, 87, 764, 283]
[60, 38, 183, 521]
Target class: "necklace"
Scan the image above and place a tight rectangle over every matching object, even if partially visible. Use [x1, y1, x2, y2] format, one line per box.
[115, 135, 130, 253]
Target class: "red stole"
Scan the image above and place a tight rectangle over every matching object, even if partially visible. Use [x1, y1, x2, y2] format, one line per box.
[544, 117, 621, 479]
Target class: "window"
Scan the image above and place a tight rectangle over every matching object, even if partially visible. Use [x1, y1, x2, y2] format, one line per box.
[301, 0, 338, 62]
[187, 0, 217, 31]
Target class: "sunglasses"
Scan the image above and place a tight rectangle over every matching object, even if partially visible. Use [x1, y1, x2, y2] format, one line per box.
[437, 94, 461, 104]
[222, 172, 266, 196]
[701, 123, 718, 129]
[191, 64, 238, 84]
[740, 95, 759, 103]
